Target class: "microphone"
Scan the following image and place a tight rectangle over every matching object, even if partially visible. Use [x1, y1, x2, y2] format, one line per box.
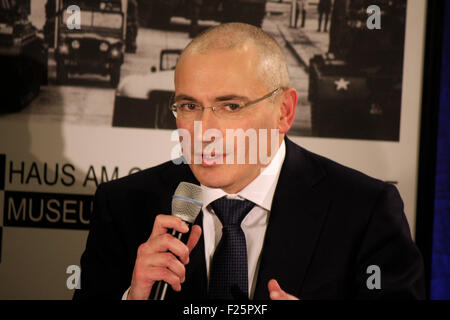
[149, 182, 203, 300]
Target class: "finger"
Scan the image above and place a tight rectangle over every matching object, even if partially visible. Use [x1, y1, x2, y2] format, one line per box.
[150, 214, 189, 239]
[149, 233, 190, 264]
[272, 291, 298, 300]
[268, 279, 281, 292]
[268, 279, 299, 300]
[186, 225, 202, 253]
[144, 252, 186, 283]
[130, 264, 183, 298]
[148, 267, 183, 292]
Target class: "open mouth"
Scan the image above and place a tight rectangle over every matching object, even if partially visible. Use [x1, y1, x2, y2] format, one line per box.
[202, 153, 222, 159]
[195, 152, 226, 166]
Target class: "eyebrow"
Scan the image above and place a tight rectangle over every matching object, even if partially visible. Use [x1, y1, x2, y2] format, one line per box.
[174, 94, 197, 102]
[174, 93, 250, 103]
[215, 94, 249, 102]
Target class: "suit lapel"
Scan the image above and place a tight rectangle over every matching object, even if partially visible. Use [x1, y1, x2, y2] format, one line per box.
[253, 138, 331, 299]
[160, 159, 199, 191]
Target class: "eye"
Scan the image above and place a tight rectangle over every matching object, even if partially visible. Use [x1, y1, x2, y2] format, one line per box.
[223, 103, 241, 112]
[179, 103, 199, 111]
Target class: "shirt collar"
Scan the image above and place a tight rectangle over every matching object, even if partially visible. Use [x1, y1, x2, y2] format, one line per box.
[201, 140, 286, 211]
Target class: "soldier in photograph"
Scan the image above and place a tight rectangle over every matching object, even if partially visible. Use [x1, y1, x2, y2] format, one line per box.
[43, 0, 56, 47]
[328, 0, 347, 54]
[318, 0, 332, 32]
[126, 0, 138, 53]
[296, 0, 307, 28]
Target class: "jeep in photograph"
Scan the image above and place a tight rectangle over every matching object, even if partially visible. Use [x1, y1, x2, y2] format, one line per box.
[0, 0, 48, 112]
[308, 0, 407, 141]
[53, 0, 127, 87]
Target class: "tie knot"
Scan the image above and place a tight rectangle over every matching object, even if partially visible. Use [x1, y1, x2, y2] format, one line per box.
[210, 197, 255, 226]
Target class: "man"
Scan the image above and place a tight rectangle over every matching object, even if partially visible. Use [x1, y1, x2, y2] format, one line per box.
[73, 23, 424, 300]
[328, 0, 347, 56]
[296, 0, 307, 28]
[318, 0, 332, 32]
[43, 0, 56, 47]
[125, 0, 138, 53]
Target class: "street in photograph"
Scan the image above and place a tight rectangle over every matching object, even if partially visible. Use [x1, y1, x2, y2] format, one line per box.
[0, 0, 407, 141]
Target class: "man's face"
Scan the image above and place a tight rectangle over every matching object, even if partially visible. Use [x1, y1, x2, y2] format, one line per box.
[174, 45, 284, 194]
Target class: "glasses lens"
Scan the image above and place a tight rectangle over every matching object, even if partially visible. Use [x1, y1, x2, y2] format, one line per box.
[215, 102, 245, 120]
[173, 103, 201, 120]
[170, 88, 282, 121]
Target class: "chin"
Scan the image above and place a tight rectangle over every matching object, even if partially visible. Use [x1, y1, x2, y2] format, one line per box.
[189, 164, 233, 189]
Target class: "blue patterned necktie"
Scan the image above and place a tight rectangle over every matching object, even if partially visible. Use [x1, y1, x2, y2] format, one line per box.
[208, 197, 255, 300]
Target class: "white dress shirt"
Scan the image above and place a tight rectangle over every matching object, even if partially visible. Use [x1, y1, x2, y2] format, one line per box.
[201, 140, 286, 299]
[123, 140, 286, 300]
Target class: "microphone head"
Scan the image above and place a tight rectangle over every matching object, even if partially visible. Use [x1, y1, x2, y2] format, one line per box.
[172, 182, 203, 224]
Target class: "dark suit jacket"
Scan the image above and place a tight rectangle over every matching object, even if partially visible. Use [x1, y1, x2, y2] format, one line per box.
[73, 137, 424, 300]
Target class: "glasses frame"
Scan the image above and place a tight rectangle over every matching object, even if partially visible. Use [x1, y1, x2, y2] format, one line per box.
[169, 87, 284, 120]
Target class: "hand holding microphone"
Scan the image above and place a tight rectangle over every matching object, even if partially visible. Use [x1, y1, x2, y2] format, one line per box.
[128, 182, 203, 300]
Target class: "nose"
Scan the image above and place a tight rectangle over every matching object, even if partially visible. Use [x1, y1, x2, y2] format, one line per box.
[196, 107, 220, 142]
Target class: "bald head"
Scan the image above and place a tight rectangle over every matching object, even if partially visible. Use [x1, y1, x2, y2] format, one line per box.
[176, 23, 290, 90]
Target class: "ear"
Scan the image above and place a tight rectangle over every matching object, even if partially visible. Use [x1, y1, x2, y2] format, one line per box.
[278, 88, 298, 134]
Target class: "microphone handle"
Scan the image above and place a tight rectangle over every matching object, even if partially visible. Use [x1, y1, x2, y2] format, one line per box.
[149, 221, 193, 300]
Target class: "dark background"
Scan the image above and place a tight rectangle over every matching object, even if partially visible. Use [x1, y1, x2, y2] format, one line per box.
[416, 0, 450, 300]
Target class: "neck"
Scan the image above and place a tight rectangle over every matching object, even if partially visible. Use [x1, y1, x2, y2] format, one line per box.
[221, 135, 284, 194]
[221, 167, 261, 194]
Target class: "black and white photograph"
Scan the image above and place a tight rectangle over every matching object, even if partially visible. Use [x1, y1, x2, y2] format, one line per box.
[1, 0, 407, 141]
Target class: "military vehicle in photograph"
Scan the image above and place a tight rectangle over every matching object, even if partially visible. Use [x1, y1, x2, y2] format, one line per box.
[137, 0, 267, 28]
[0, 0, 48, 112]
[308, 0, 407, 141]
[112, 49, 181, 129]
[53, 0, 128, 87]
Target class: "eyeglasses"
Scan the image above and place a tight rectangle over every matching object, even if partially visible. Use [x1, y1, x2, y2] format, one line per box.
[169, 87, 283, 121]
